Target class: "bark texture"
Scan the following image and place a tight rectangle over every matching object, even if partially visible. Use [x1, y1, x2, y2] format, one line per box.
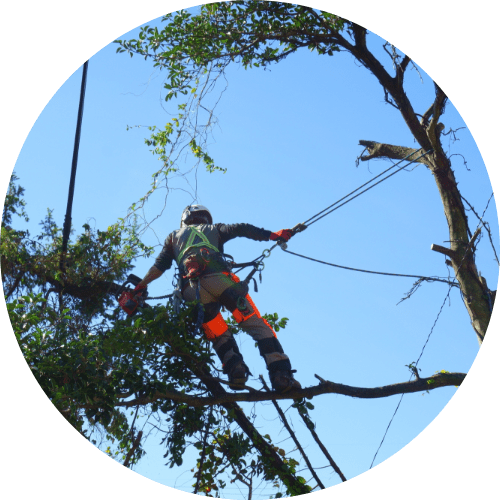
[347, 23, 493, 343]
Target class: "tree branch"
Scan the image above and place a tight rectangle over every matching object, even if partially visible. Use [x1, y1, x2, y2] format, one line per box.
[259, 376, 325, 490]
[400, 54, 411, 73]
[295, 396, 347, 482]
[427, 83, 449, 155]
[420, 103, 434, 126]
[461, 195, 500, 266]
[431, 244, 457, 259]
[358, 140, 429, 165]
[107, 371, 465, 409]
[123, 430, 143, 468]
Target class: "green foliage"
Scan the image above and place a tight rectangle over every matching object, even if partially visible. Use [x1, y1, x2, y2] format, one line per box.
[116, 3, 344, 74]
[292, 398, 316, 431]
[115, 3, 344, 227]
[2, 173, 29, 227]
[3, 177, 307, 493]
[2, 4, 355, 494]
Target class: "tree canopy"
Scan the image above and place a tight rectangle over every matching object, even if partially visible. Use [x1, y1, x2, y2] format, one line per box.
[3, 2, 498, 498]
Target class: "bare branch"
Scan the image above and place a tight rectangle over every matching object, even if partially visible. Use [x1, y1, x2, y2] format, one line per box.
[358, 140, 429, 165]
[449, 153, 470, 171]
[259, 376, 325, 489]
[461, 195, 500, 265]
[443, 126, 466, 142]
[103, 371, 466, 409]
[294, 399, 347, 482]
[420, 103, 434, 127]
[400, 55, 411, 73]
[431, 244, 457, 259]
[427, 83, 449, 152]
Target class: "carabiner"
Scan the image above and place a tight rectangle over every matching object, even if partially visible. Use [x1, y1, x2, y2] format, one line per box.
[262, 248, 271, 258]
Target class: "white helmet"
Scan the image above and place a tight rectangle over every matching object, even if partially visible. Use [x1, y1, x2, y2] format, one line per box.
[180, 204, 213, 227]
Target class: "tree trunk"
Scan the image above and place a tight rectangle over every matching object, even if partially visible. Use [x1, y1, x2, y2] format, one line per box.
[347, 22, 493, 344]
[359, 140, 492, 343]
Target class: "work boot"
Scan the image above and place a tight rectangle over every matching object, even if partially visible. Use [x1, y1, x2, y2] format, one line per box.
[270, 369, 301, 393]
[228, 361, 251, 391]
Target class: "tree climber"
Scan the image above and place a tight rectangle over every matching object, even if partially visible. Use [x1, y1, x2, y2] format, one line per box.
[134, 205, 301, 393]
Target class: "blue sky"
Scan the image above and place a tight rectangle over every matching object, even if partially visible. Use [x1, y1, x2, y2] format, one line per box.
[2, 1, 499, 500]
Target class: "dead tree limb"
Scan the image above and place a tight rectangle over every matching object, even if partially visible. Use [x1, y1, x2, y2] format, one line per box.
[357, 138, 493, 343]
[358, 141, 428, 165]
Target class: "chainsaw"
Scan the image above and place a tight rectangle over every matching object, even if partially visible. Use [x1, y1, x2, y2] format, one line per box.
[115, 274, 149, 317]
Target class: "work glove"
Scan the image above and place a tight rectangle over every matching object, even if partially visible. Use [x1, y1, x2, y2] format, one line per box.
[269, 229, 293, 242]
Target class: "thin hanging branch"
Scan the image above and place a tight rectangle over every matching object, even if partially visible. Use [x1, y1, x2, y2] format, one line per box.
[123, 430, 143, 468]
[259, 375, 325, 490]
[295, 376, 347, 482]
[194, 407, 213, 494]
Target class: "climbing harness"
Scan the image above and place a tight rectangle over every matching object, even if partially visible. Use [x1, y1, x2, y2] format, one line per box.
[117, 149, 433, 316]
[183, 247, 212, 280]
[176, 226, 220, 264]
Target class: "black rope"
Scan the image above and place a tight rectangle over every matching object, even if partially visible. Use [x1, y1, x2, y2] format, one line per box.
[243, 150, 432, 274]
[60, 60, 89, 271]
[146, 293, 173, 301]
[282, 248, 457, 286]
[304, 149, 432, 228]
[304, 149, 426, 226]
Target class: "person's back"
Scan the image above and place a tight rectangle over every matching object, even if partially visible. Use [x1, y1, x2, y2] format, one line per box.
[129, 204, 301, 393]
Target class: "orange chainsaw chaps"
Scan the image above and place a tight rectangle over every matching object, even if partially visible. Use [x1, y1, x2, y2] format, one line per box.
[262, 317, 278, 338]
[223, 271, 277, 337]
[202, 313, 229, 340]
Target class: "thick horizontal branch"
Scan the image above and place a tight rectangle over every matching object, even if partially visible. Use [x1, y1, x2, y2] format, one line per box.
[112, 371, 465, 409]
[358, 140, 429, 165]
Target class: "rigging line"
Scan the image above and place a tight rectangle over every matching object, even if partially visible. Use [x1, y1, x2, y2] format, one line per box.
[304, 148, 427, 226]
[282, 248, 457, 286]
[306, 150, 433, 227]
[244, 151, 432, 271]
[369, 289, 450, 470]
[60, 59, 89, 271]
[369, 193, 494, 469]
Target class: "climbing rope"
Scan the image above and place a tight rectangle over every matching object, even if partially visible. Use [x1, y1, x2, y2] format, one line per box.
[242, 149, 433, 283]
[281, 247, 458, 287]
[303, 149, 432, 228]
[135, 150, 434, 301]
